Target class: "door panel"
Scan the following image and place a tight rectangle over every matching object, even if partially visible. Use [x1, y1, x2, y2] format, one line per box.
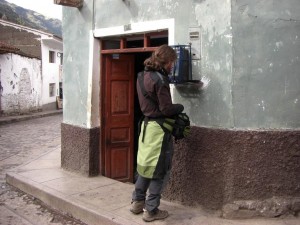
[111, 128, 129, 142]
[111, 81, 129, 114]
[103, 54, 134, 182]
[111, 147, 129, 179]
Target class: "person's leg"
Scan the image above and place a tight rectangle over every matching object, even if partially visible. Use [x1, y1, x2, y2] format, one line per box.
[132, 175, 151, 201]
[130, 175, 150, 214]
[142, 133, 172, 221]
[162, 169, 171, 191]
[162, 133, 173, 190]
[144, 178, 164, 212]
[143, 178, 169, 222]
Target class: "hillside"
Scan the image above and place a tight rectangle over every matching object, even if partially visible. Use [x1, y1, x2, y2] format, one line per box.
[0, 0, 62, 37]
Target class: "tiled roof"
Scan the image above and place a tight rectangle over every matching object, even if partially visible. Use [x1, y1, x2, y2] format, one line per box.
[0, 41, 20, 54]
[0, 41, 40, 59]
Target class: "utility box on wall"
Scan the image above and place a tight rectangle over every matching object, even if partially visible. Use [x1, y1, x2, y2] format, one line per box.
[170, 45, 201, 86]
[189, 27, 201, 60]
[170, 45, 191, 83]
[168, 28, 202, 84]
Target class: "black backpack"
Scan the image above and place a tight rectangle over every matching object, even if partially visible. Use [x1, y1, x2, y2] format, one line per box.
[137, 71, 191, 141]
[162, 113, 190, 140]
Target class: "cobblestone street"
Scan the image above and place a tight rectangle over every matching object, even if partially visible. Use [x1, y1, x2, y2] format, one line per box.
[0, 114, 86, 225]
[1, 114, 299, 225]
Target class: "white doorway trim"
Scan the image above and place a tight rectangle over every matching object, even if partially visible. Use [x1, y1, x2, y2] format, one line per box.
[93, 18, 175, 45]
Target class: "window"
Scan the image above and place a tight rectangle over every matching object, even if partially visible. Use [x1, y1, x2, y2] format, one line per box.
[49, 51, 55, 63]
[59, 82, 63, 99]
[101, 30, 168, 52]
[49, 83, 56, 97]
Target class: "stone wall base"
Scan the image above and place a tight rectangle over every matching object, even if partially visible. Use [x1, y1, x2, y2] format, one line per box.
[163, 126, 300, 218]
[60, 123, 300, 218]
[61, 123, 100, 176]
[222, 196, 300, 219]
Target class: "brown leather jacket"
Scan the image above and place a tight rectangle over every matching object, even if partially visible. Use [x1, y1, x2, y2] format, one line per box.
[137, 68, 184, 118]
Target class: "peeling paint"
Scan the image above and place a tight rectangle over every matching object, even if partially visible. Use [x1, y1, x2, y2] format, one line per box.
[258, 100, 266, 111]
[0, 53, 42, 114]
[162, 0, 179, 11]
[275, 41, 283, 49]
[194, 1, 231, 42]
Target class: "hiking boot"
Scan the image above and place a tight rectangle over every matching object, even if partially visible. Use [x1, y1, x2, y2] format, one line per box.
[142, 209, 169, 222]
[130, 200, 144, 214]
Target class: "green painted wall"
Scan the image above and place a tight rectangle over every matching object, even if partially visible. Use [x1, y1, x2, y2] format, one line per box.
[62, 0, 300, 130]
[62, 0, 94, 127]
[172, 0, 233, 128]
[231, 0, 300, 129]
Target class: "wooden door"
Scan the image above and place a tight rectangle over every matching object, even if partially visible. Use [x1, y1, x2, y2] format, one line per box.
[102, 54, 134, 182]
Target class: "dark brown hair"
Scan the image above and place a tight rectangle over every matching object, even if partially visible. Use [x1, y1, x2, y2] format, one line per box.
[144, 44, 177, 70]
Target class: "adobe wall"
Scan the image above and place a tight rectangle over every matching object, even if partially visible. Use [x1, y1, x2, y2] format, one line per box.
[0, 24, 42, 59]
[0, 53, 42, 115]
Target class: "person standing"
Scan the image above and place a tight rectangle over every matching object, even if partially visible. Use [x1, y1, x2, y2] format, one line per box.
[130, 45, 184, 222]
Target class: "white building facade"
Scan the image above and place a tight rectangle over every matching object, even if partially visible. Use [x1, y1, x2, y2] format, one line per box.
[0, 52, 42, 114]
[0, 19, 63, 114]
[41, 38, 63, 110]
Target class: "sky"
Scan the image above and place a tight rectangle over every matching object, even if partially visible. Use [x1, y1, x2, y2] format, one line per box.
[5, 0, 62, 20]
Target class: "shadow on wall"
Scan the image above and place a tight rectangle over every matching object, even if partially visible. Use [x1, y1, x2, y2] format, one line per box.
[174, 83, 204, 98]
[173, 74, 211, 97]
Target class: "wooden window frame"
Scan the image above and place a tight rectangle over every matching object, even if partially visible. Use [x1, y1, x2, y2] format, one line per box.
[101, 31, 168, 54]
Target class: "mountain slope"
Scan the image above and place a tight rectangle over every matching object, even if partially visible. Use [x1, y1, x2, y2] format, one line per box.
[0, 0, 62, 37]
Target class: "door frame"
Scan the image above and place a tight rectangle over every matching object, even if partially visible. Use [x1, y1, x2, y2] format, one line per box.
[101, 53, 135, 182]
[98, 19, 174, 180]
[100, 43, 159, 179]
[94, 18, 175, 44]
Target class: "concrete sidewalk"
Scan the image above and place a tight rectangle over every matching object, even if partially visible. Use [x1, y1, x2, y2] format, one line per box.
[5, 148, 300, 225]
[0, 109, 63, 125]
[2, 111, 299, 225]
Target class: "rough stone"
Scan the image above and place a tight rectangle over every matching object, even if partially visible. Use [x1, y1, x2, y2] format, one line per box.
[61, 123, 100, 176]
[222, 197, 300, 219]
[163, 126, 300, 212]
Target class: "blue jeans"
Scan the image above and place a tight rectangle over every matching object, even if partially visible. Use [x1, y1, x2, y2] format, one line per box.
[132, 175, 164, 212]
